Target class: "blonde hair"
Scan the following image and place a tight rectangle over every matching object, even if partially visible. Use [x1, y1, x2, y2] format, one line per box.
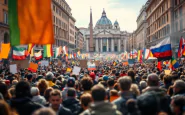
[130, 84, 140, 96]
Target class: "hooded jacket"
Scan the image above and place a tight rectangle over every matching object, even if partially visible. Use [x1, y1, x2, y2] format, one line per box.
[10, 97, 43, 115]
[80, 101, 122, 115]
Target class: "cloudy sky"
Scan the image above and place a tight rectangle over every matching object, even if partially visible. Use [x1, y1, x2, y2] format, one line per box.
[67, 0, 147, 32]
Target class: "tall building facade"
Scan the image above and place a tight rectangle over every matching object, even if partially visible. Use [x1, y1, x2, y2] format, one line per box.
[81, 9, 130, 53]
[75, 26, 84, 52]
[52, 0, 76, 51]
[146, 0, 172, 47]
[135, 4, 148, 50]
[0, 0, 9, 43]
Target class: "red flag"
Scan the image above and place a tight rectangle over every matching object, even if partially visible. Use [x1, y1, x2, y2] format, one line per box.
[178, 37, 183, 58]
[157, 61, 162, 71]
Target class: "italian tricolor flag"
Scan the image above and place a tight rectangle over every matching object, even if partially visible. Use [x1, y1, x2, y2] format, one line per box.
[54, 46, 62, 58]
[13, 47, 26, 60]
[34, 51, 42, 60]
[44, 44, 53, 57]
[8, 0, 54, 46]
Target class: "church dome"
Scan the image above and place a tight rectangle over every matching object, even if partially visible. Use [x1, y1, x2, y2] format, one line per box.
[96, 9, 112, 26]
[114, 20, 119, 25]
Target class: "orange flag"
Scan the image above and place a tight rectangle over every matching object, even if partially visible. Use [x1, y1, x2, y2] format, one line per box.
[1, 43, 10, 59]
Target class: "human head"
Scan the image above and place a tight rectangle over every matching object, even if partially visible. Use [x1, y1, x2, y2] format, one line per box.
[0, 100, 11, 115]
[127, 70, 135, 82]
[0, 82, 10, 100]
[107, 78, 115, 87]
[37, 79, 49, 95]
[147, 73, 159, 86]
[31, 87, 40, 96]
[170, 95, 185, 115]
[67, 77, 75, 87]
[44, 87, 53, 102]
[49, 89, 62, 111]
[163, 75, 172, 85]
[118, 76, 132, 91]
[46, 72, 54, 81]
[139, 81, 147, 90]
[81, 77, 93, 91]
[32, 108, 55, 115]
[173, 80, 185, 94]
[91, 84, 106, 102]
[15, 81, 32, 98]
[80, 93, 92, 110]
[67, 88, 76, 97]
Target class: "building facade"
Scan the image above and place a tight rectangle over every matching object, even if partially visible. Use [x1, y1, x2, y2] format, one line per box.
[0, 0, 9, 43]
[127, 32, 137, 52]
[75, 26, 84, 52]
[52, 0, 76, 51]
[135, 5, 148, 50]
[146, 0, 172, 48]
[81, 9, 130, 53]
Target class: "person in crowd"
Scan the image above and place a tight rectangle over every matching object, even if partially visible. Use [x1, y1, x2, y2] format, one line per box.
[80, 77, 93, 94]
[170, 95, 185, 115]
[0, 81, 11, 103]
[33, 108, 56, 115]
[107, 78, 115, 101]
[37, 79, 49, 96]
[126, 99, 140, 115]
[0, 100, 15, 115]
[80, 93, 92, 112]
[130, 84, 140, 97]
[113, 76, 135, 115]
[109, 90, 119, 102]
[31, 87, 46, 105]
[62, 77, 76, 101]
[81, 84, 121, 115]
[160, 74, 172, 90]
[48, 89, 72, 115]
[127, 70, 137, 84]
[10, 81, 42, 115]
[173, 80, 185, 96]
[139, 81, 147, 93]
[63, 88, 82, 115]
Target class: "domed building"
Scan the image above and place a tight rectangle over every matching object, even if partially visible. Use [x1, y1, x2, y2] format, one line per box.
[80, 9, 130, 53]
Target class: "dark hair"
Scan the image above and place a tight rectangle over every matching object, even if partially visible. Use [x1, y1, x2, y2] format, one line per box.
[128, 70, 136, 83]
[171, 96, 185, 113]
[71, 74, 77, 80]
[91, 84, 106, 102]
[0, 82, 10, 100]
[159, 73, 165, 80]
[67, 88, 76, 97]
[118, 76, 132, 91]
[15, 81, 32, 98]
[107, 78, 115, 87]
[50, 89, 62, 98]
[81, 77, 93, 91]
[100, 81, 107, 88]
[163, 75, 172, 84]
[26, 74, 33, 81]
[126, 99, 140, 115]
[80, 93, 92, 107]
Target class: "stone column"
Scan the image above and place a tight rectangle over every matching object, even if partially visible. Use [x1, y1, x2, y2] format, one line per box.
[86, 39, 89, 52]
[100, 38, 103, 52]
[107, 38, 109, 52]
[111, 38, 114, 52]
[118, 38, 121, 52]
[96, 38, 99, 52]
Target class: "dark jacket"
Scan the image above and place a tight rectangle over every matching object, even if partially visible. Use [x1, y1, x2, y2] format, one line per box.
[113, 91, 135, 115]
[80, 101, 121, 115]
[58, 105, 73, 115]
[62, 97, 82, 115]
[10, 97, 43, 115]
[174, 89, 185, 96]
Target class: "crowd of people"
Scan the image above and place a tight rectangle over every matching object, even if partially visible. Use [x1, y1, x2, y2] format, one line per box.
[0, 59, 185, 115]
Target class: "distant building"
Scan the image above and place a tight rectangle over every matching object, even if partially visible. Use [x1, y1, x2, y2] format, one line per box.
[75, 26, 84, 52]
[80, 9, 130, 53]
[0, 0, 9, 43]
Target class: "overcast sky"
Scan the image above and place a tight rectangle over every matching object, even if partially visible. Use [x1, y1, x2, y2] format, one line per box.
[67, 0, 147, 32]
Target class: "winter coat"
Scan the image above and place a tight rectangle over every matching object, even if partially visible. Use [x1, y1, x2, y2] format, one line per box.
[10, 97, 43, 115]
[62, 97, 82, 115]
[80, 101, 122, 115]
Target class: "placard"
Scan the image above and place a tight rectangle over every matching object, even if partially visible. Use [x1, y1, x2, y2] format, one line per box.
[72, 66, 81, 75]
[29, 62, 38, 71]
[11, 60, 29, 69]
[41, 60, 49, 66]
[79, 60, 88, 68]
[164, 70, 171, 75]
[66, 68, 72, 72]
[10, 64, 17, 74]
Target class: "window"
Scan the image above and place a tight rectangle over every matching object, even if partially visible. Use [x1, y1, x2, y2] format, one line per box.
[180, 19, 183, 30]
[175, 0, 178, 6]
[179, 6, 183, 17]
[3, 11, 8, 24]
[4, 0, 7, 4]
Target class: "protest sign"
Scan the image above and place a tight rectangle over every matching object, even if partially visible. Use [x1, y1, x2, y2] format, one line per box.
[88, 63, 96, 71]
[66, 68, 72, 72]
[72, 66, 81, 75]
[28, 62, 38, 72]
[165, 70, 171, 75]
[10, 64, 17, 74]
[79, 60, 88, 68]
[11, 60, 29, 69]
[41, 60, 49, 66]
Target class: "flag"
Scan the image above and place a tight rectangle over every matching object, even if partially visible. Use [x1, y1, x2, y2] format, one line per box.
[144, 49, 150, 59]
[150, 37, 172, 61]
[34, 51, 42, 60]
[8, 0, 54, 46]
[26, 43, 34, 56]
[157, 61, 162, 71]
[13, 47, 26, 60]
[30, 48, 34, 57]
[137, 50, 142, 63]
[63, 46, 67, 54]
[178, 37, 183, 58]
[1, 43, 11, 59]
[54, 46, 62, 58]
[171, 57, 179, 69]
[44, 44, 53, 57]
